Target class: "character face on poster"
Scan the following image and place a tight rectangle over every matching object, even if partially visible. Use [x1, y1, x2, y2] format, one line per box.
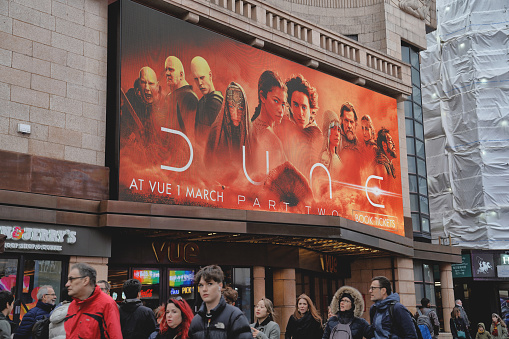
[116, 0, 405, 235]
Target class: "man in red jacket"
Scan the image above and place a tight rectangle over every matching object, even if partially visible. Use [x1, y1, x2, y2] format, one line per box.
[64, 263, 122, 339]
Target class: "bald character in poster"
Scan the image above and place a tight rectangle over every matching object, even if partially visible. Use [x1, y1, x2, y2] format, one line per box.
[164, 56, 198, 137]
[191, 56, 224, 144]
[121, 66, 160, 142]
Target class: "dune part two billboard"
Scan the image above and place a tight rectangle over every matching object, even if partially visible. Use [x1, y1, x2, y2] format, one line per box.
[114, 0, 404, 236]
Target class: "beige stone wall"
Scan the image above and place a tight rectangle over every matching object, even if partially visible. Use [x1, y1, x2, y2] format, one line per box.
[264, 0, 430, 58]
[69, 255, 109, 281]
[0, 0, 108, 165]
[345, 256, 417, 321]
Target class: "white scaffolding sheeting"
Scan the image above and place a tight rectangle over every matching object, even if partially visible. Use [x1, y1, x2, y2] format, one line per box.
[421, 0, 509, 249]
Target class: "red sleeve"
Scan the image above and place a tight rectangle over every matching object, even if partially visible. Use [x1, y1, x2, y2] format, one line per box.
[104, 300, 122, 339]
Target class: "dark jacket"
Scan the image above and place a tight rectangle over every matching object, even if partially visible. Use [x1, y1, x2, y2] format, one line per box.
[119, 298, 158, 339]
[323, 285, 369, 339]
[323, 312, 369, 339]
[188, 296, 251, 339]
[285, 312, 323, 339]
[14, 300, 54, 339]
[368, 293, 418, 339]
[450, 317, 471, 339]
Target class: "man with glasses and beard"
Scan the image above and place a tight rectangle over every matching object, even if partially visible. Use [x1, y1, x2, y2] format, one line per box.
[64, 263, 122, 339]
[13, 286, 56, 339]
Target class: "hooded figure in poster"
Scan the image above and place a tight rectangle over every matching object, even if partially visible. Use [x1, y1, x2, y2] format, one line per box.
[206, 82, 250, 166]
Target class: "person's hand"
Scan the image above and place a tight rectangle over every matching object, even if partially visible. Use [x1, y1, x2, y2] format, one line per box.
[251, 327, 259, 338]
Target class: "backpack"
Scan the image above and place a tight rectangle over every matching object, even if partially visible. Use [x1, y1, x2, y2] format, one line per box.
[32, 315, 50, 339]
[370, 301, 424, 339]
[416, 309, 434, 336]
[418, 324, 433, 339]
[388, 302, 424, 339]
[330, 319, 352, 339]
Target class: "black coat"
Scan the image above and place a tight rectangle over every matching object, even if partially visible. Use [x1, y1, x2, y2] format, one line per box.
[119, 299, 158, 339]
[450, 317, 471, 339]
[285, 312, 323, 339]
[188, 297, 251, 339]
[323, 311, 369, 339]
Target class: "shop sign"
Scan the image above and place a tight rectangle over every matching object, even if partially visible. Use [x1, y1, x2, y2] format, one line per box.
[472, 253, 495, 278]
[0, 225, 76, 252]
[497, 265, 509, 278]
[0, 222, 110, 257]
[320, 254, 338, 274]
[113, 0, 405, 236]
[152, 241, 199, 264]
[452, 254, 472, 278]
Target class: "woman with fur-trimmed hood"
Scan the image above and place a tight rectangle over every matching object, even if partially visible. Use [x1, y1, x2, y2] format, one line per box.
[322, 286, 369, 339]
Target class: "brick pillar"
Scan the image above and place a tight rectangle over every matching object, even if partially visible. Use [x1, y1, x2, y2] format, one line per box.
[253, 266, 265, 305]
[440, 263, 454, 333]
[69, 256, 108, 281]
[273, 268, 296, 339]
[395, 257, 417, 314]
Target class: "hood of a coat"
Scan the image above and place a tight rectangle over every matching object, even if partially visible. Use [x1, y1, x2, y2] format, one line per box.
[330, 286, 364, 318]
[478, 322, 486, 330]
[50, 301, 71, 324]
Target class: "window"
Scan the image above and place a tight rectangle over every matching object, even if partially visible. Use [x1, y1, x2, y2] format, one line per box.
[414, 261, 436, 306]
[402, 42, 431, 239]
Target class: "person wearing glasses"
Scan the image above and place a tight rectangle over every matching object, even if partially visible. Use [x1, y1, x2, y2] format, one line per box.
[64, 263, 122, 338]
[97, 280, 111, 295]
[367, 276, 418, 339]
[149, 296, 194, 339]
[188, 265, 251, 339]
[322, 286, 369, 339]
[13, 285, 56, 339]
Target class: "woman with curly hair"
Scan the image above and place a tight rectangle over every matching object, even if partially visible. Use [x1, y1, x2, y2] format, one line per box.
[149, 297, 194, 339]
[322, 286, 369, 339]
[491, 313, 508, 339]
[285, 294, 323, 339]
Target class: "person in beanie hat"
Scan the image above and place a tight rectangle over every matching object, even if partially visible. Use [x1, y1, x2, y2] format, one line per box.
[322, 286, 369, 339]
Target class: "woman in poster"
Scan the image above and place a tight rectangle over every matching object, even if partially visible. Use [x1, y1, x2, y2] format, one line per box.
[319, 109, 342, 175]
[248, 70, 288, 180]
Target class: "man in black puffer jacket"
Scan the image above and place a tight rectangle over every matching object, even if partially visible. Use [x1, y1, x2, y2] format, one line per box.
[188, 265, 251, 339]
[119, 279, 158, 339]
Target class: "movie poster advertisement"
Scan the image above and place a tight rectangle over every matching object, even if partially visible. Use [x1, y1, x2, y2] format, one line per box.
[116, 0, 405, 235]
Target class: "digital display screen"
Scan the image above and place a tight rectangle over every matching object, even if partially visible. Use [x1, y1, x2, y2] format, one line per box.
[169, 270, 194, 287]
[133, 269, 160, 284]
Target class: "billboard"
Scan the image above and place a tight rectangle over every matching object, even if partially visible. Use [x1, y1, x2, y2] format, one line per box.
[113, 0, 404, 235]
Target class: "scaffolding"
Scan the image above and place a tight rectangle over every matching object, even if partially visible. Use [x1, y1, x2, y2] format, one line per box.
[421, 0, 509, 249]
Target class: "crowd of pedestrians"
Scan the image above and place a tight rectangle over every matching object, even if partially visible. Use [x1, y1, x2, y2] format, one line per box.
[0, 264, 501, 339]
